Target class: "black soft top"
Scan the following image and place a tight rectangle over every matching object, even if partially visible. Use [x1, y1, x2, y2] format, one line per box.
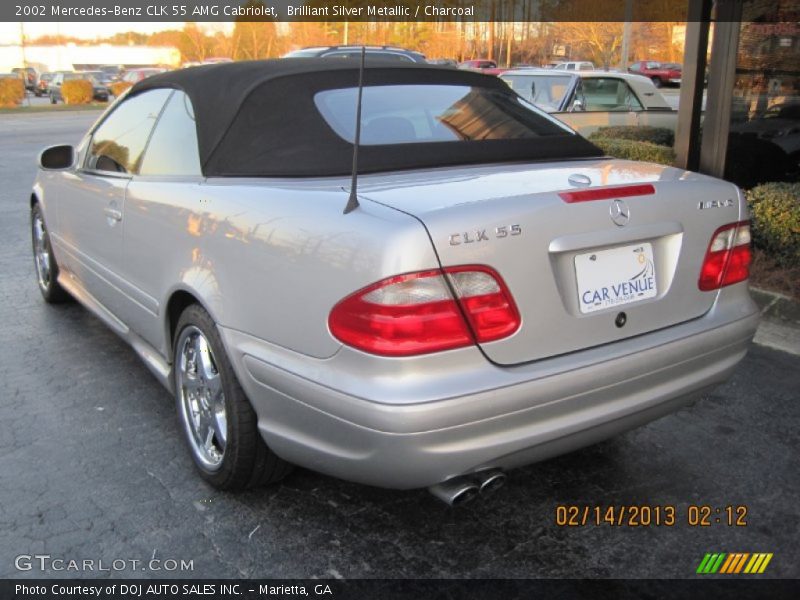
[132, 58, 602, 178]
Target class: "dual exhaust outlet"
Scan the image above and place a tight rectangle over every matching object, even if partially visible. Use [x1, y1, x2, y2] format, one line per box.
[428, 469, 507, 507]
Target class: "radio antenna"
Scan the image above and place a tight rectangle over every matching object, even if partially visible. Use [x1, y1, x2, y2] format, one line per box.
[343, 46, 366, 215]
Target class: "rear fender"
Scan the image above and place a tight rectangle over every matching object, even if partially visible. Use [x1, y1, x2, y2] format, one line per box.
[161, 273, 224, 362]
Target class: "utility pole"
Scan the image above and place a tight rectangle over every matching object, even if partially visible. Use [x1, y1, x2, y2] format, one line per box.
[19, 22, 27, 65]
[19, 22, 31, 106]
[619, 0, 633, 70]
[506, 25, 513, 67]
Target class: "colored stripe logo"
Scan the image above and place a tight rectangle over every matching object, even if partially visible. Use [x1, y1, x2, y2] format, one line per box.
[696, 553, 773, 574]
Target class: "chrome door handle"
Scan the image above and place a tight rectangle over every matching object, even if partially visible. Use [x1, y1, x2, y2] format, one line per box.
[104, 207, 123, 221]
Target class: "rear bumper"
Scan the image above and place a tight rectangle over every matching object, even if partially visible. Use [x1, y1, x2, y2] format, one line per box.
[220, 287, 759, 489]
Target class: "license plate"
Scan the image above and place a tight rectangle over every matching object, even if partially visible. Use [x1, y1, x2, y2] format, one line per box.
[575, 243, 657, 314]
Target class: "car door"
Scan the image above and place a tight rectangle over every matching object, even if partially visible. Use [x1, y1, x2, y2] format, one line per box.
[54, 88, 172, 319]
[116, 90, 205, 351]
[556, 77, 641, 136]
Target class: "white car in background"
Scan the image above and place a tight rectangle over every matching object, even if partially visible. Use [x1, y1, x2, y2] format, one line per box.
[552, 61, 596, 71]
[501, 69, 678, 137]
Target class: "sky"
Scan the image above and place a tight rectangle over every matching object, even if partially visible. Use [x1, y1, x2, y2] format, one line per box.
[0, 22, 231, 45]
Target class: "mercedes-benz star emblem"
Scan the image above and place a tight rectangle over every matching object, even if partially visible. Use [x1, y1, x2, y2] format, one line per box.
[609, 199, 630, 227]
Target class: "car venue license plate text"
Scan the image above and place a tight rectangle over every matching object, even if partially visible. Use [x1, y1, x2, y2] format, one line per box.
[575, 243, 657, 314]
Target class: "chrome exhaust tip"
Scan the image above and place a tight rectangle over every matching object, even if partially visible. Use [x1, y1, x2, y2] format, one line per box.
[474, 469, 506, 495]
[428, 478, 480, 507]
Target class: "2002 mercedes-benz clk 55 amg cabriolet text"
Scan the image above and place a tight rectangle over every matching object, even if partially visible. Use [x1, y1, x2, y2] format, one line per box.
[31, 59, 759, 505]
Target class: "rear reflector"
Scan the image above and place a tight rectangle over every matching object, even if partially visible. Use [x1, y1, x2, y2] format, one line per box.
[558, 184, 656, 203]
[698, 221, 752, 291]
[329, 266, 520, 356]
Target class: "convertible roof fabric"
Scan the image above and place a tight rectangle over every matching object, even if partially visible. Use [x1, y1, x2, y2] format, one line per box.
[132, 58, 603, 177]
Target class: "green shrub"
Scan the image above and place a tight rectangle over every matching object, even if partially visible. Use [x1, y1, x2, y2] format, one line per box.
[110, 81, 132, 97]
[746, 182, 800, 268]
[0, 77, 24, 107]
[589, 126, 674, 147]
[61, 79, 93, 104]
[591, 137, 676, 166]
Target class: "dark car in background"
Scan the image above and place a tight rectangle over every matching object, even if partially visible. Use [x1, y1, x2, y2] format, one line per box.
[628, 60, 682, 87]
[82, 70, 116, 87]
[727, 101, 800, 187]
[35, 73, 54, 97]
[97, 65, 123, 81]
[283, 45, 426, 63]
[12, 67, 37, 92]
[49, 72, 110, 103]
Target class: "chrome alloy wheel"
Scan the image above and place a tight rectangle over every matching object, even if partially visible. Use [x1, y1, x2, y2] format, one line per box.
[176, 326, 228, 471]
[32, 212, 52, 291]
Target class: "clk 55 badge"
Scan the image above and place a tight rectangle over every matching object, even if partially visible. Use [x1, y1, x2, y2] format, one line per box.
[449, 224, 522, 245]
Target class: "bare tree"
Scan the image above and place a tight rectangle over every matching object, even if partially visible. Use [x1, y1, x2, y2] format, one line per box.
[553, 22, 625, 69]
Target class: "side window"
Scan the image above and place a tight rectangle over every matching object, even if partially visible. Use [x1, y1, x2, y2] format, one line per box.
[567, 64, 576, 70]
[86, 89, 172, 174]
[375, 52, 414, 63]
[325, 51, 413, 63]
[139, 91, 201, 176]
[576, 78, 643, 111]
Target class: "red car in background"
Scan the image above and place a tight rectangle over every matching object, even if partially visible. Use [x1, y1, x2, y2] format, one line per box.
[628, 60, 682, 87]
[458, 59, 508, 76]
[118, 68, 167, 85]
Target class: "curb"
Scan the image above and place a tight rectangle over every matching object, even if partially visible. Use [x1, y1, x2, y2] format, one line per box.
[750, 287, 800, 356]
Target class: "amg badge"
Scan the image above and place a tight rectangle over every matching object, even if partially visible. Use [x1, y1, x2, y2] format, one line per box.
[698, 198, 735, 210]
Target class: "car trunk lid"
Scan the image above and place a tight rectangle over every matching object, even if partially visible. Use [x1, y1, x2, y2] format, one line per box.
[359, 159, 742, 365]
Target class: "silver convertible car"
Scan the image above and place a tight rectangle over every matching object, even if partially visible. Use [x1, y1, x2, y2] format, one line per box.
[31, 60, 759, 505]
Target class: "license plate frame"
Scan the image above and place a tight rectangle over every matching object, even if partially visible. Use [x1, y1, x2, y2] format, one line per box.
[575, 242, 657, 314]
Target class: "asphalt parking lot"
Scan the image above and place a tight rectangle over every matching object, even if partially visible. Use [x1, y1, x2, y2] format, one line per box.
[1, 111, 798, 580]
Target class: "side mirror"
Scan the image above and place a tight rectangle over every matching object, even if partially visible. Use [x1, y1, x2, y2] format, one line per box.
[39, 145, 75, 170]
[570, 99, 585, 112]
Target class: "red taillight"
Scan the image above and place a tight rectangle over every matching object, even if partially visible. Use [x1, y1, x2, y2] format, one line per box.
[698, 221, 752, 291]
[328, 266, 520, 356]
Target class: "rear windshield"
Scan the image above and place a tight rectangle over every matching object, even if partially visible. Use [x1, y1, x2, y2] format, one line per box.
[314, 84, 572, 145]
[197, 68, 603, 177]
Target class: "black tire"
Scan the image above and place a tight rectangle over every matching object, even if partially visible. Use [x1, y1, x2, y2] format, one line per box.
[651, 76, 663, 88]
[31, 203, 70, 304]
[173, 304, 293, 490]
